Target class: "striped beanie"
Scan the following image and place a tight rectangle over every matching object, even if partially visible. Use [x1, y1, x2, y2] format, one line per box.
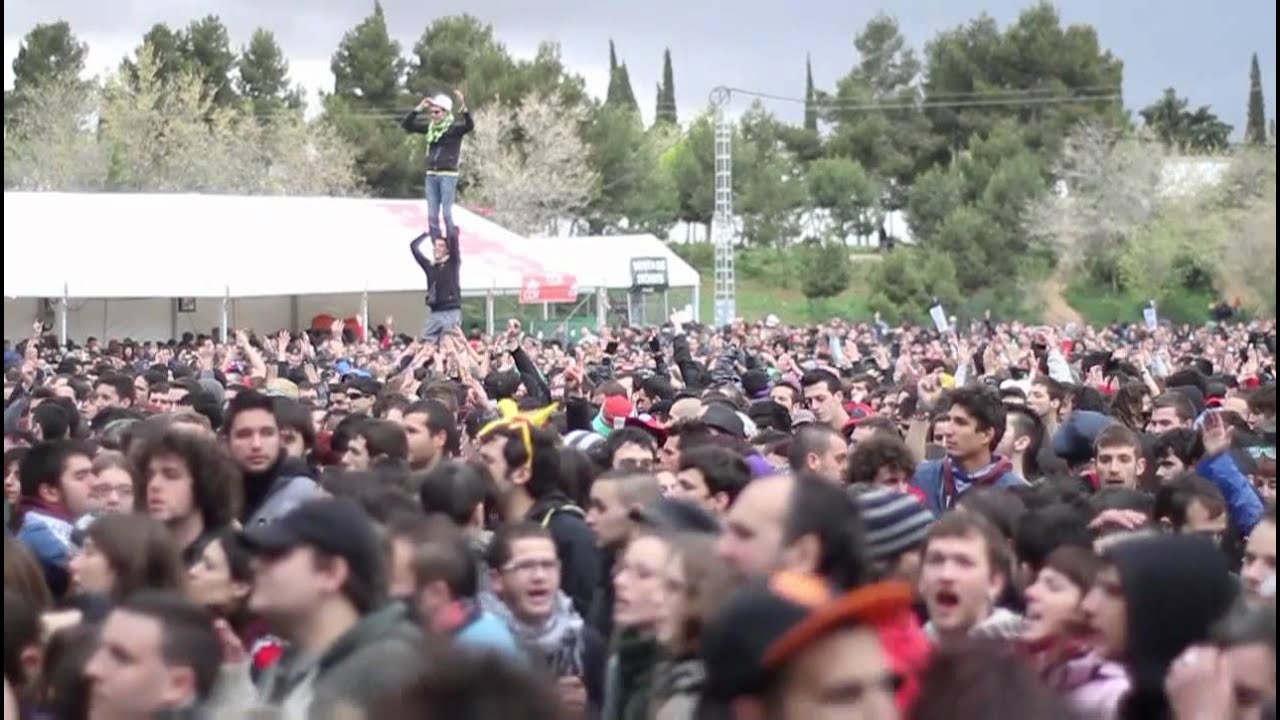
[853, 488, 935, 562]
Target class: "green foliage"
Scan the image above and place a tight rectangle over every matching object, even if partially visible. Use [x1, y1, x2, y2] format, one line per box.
[905, 167, 965, 239]
[655, 48, 677, 126]
[1247, 53, 1268, 146]
[330, 2, 405, 107]
[584, 104, 676, 233]
[181, 15, 238, 108]
[866, 248, 962, 323]
[803, 55, 818, 132]
[121, 24, 188, 90]
[605, 40, 639, 112]
[806, 157, 881, 238]
[799, 241, 852, 300]
[11, 21, 88, 92]
[664, 114, 715, 228]
[237, 29, 304, 119]
[1140, 88, 1232, 154]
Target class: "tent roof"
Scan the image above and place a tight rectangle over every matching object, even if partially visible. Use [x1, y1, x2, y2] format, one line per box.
[2, 193, 699, 299]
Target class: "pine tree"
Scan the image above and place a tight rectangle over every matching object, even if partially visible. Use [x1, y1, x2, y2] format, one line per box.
[121, 24, 188, 90]
[238, 28, 303, 119]
[330, 1, 405, 107]
[11, 21, 88, 93]
[804, 53, 818, 131]
[180, 15, 238, 107]
[655, 48, 677, 125]
[605, 41, 638, 112]
[1247, 52, 1267, 145]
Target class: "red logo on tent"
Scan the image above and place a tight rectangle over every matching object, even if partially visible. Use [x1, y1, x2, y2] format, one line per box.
[519, 274, 578, 304]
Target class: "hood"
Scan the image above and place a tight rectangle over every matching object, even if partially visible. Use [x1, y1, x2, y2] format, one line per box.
[1104, 535, 1234, 694]
[316, 602, 418, 675]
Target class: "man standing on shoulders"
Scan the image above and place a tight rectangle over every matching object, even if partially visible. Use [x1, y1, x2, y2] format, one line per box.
[913, 387, 1025, 514]
[402, 90, 473, 240]
[410, 223, 463, 344]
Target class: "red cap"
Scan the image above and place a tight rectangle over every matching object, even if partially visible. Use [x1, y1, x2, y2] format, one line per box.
[602, 395, 634, 423]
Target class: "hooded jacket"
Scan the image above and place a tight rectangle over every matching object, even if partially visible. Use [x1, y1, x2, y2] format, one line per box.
[1105, 534, 1235, 720]
[240, 453, 317, 528]
[400, 108, 475, 174]
[527, 491, 601, 618]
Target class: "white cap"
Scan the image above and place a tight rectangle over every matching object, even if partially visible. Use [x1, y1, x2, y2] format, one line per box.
[430, 94, 453, 112]
[764, 313, 780, 328]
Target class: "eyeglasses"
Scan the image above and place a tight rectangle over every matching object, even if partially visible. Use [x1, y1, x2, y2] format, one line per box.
[502, 558, 559, 576]
[616, 458, 654, 471]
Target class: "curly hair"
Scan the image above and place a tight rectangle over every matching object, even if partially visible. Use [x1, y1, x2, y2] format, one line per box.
[132, 427, 242, 529]
[844, 433, 917, 486]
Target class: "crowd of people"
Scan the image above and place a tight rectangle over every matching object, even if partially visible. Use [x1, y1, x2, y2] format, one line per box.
[1, 310, 1276, 720]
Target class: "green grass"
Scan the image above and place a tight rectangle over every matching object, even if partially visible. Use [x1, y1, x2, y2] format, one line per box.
[697, 274, 873, 324]
[1064, 280, 1219, 325]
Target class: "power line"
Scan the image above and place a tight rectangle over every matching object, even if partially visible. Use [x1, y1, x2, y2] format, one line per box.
[723, 86, 1122, 112]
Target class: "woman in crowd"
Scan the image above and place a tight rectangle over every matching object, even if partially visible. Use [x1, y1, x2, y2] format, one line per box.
[4, 535, 52, 610]
[650, 532, 736, 720]
[606, 532, 671, 720]
[187, 527, 263, 653]
[1022, 546, 1129, 719]
[4, 446, 27, 510]
[67, 513, 186, 603]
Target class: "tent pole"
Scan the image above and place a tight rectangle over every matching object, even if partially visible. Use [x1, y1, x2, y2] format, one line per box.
[596, 287, 607, 329]
[485, 290, 495, 336]
[542, 302, 549, 322]
[663, 289, 669, 325]
[170, 298, 178, 342]
[289, 295, 300, 332]
[59, 283, 69, 347]
[220, 287, 230, 344]
[360, 290, 370, 342]
[626, 292, 634, 327]
[692, 284, 701, 325]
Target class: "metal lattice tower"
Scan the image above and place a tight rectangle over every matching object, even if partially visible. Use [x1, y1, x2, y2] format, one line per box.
[710, 87, 736, 327]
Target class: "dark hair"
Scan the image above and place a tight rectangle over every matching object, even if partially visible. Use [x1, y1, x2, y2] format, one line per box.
[18, 439, 92, 499]
[1005, 406, 1045, 474]
[787, 424, 841, 472]
[412, 517, 479, 600]
[272, 397, 317, 452]
[949, 386, 1006, 450]
[4, 590, 41, 688]
[486, 521, 554, 570]
[417, 461, 490, 526]
[95, 374, 136, 404]
[404, 400, 460, 456]
[1041, 545, 1104, 595]
[677, 445, 751, 504]
[844, 433, 916, 486]
[373, 394, 411, 420]
[1166, 368, 1208, 396]
[1212, 601, 1276, 652]
[1110, 382, 1150, 432]
[132, 428, 242, 530]
[1032, 376, 1067, 404]
[353, 419, 410, 462]
[924, 511, 1009, 577]
[370, 647, 563, 720]
[486, 425, 561, 499]
[603, 427, 658, 465]
[1152, 392, 1196, 424]
[668, 419, 715, 451]
[1152, 428, 1202, 469]
[1094, 423, 1143, 456]
[222, 390, 278, 435]
[3, 535, 52, 609]
[911, 639, 1077, 720]
[557, 446, 600, 509]
[85, 513, 187, 601]
[31, 402, 74, 441]
[36, 623, 96, 720]
[1153, 474, 1227, 530]
[956, 486, 1027, 541]
[115, 592, 221, 701]
[422, 380, 461, 415]
[1089, 487, 1155, 518]
[784, 473, 867, 590]
[799, 369, 842, 397]
[1248, 384, 1276, 418]
[1013, 504, 1093, 575]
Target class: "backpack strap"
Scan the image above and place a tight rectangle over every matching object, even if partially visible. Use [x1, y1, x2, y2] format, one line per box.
[540, 504, 586, 528]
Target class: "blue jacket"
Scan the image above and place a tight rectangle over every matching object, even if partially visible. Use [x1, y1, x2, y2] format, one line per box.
[17, 508, 75, 595]
[912, 459, 1027, 515]
[455, 611, 523, 660]
[1196, 452, 1263, 536]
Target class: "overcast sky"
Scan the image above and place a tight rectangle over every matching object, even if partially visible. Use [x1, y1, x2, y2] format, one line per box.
[4, 0, 1276, 133]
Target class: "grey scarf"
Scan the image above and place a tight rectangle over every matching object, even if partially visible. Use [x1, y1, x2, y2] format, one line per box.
[480, 590, 586, 677]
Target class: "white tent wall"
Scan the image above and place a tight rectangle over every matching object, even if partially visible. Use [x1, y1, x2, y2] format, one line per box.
[4, 293, 439, 342]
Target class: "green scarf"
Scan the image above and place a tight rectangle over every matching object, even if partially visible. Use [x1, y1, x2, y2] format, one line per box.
[425, 112, 454, 145]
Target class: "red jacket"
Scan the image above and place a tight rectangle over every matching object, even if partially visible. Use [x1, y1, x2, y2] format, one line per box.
[873, 605, 932, 712]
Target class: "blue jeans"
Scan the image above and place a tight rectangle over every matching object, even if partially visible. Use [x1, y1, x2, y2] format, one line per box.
[425, 174, 458, 238]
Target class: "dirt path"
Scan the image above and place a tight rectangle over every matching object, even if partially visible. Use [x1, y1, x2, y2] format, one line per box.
[1042, 267, 1084, 325]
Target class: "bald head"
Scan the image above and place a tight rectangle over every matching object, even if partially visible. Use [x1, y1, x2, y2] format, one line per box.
[716, 474, 794, 578]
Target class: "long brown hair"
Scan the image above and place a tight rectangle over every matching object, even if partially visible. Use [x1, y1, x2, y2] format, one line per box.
[84, 513, 186, 601]
[4, 534, 53, 609]
[664, 532, 738, 658]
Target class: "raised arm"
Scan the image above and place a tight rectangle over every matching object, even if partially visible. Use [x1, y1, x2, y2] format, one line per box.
[401, 97, 432, 134]
[409, 233, 432, 273]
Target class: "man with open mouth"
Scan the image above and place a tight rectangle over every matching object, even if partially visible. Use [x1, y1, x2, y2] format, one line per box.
[918, 511, 1022, 645]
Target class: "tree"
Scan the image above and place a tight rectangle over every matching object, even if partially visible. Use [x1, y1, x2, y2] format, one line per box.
[799, 240, 852, 300]
[1247, 53, 1267, 145]
[180, 15, 238, 108]
[464, 94, 596, 234]
[5, 74, 106, 190]
[806, 157, 882, 239]
[1140, 88, 1232, 154]
[866, 247, 962, 322]
[514, 41, 590, 111]
[327, 2, 415, 197]
[655, 48, 677, 125]
[665, 115, 715, 233]
[584, 104, 675, 233]
[605, 40, 639, 112]
[828, 14, 933, 203]
[405, 15, 522, 110]
[11, 21, 88, 93]
[121, 24, 189, 90]
[237, 28, 304, 119]
[803, 54, 818, 131]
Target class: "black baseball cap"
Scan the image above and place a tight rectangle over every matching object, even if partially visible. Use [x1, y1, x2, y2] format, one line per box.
[702, 404, 745, 438]
[239, 498, 383, 587]
[702, 573, 912, 701]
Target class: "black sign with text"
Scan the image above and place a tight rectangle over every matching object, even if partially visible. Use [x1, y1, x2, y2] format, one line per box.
[630, 256, 669, 290]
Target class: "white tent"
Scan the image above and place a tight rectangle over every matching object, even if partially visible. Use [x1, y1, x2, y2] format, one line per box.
[2, 193, 700, 341]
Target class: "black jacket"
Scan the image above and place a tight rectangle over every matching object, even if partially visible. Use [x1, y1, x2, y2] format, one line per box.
[401, 109, 475, 173]
[527, 492, 601, 618]
[411, 229, 462, 312]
